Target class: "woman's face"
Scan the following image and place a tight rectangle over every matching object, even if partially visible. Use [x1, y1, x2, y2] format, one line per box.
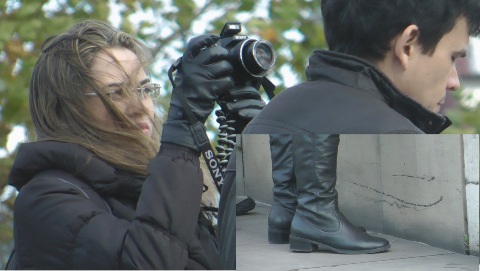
[86, 48, 155, 137]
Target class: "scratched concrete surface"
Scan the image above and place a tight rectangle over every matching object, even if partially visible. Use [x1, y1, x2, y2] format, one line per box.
[236, 203, 479, 271]
[237, 135, 478, 255]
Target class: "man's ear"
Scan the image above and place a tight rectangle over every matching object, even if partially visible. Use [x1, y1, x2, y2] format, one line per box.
[394, 24, 420, 70]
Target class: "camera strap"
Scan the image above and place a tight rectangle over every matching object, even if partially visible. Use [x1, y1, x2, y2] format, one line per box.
[262, 77, 276, 100]
[168, 58, 224, 192]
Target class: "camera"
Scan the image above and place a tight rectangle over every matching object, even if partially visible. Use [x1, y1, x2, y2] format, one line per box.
[217, 22, 276, 84]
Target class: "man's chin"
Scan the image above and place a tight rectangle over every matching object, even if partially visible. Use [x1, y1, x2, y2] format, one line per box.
[433, 104, 442, 114]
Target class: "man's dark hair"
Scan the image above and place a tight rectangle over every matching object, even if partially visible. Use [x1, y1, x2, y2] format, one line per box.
[321, 0, 480, 61]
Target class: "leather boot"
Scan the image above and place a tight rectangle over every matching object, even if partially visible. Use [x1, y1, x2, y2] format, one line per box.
[289, 134, 390, 254]
[268, 135, 366, 244]
[268, 134, 297, 244]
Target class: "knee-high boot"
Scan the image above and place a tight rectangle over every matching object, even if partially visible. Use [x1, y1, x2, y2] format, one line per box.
[289, 134, 390, 254]
[268, 134, 297, 244]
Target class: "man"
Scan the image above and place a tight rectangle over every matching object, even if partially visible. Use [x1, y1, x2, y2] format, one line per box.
[242, 0, 480, 255]
[244, 0, 480, 134]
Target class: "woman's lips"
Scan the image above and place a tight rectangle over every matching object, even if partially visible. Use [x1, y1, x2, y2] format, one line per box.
[137, 122, 151, 135]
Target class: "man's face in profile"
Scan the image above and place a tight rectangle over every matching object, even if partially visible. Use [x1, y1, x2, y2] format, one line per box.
[387, 17, 469, 113]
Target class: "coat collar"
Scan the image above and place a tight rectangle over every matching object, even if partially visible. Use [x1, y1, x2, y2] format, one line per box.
[8, 141, 144, 199]
[305, 50, 451, 134]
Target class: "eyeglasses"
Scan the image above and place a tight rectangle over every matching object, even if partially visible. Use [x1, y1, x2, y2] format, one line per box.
[85, 83, 161, 101]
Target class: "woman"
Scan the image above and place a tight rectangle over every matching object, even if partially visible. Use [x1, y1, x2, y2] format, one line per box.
[7, 19, 235, 269]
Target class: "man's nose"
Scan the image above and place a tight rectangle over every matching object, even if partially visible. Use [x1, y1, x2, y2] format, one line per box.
[447, 65, 461, 92]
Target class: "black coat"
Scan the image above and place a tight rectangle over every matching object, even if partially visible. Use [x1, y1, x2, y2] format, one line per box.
[244, 50, 451, 134]
[8, 141, 220, 269]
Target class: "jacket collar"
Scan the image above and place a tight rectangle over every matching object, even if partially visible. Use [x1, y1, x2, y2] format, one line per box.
[306, 50, 451, 134]
[8, 141, 144, 199]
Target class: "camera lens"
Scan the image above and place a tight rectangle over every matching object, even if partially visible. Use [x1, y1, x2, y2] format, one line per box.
[240, 39, 276, 77]
[253, 41, 275, 69]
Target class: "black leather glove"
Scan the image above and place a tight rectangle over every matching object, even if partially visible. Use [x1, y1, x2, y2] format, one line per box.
[218, 84, 266, 133]
[162, 34, 235, 150]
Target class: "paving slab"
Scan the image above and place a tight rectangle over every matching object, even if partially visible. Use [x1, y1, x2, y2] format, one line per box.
[237, 203, 479, 271]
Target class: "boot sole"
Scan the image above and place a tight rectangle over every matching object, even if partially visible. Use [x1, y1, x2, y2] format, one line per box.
[268, 228, 290, 244]
[269, 225, 366, 244]
[289, 235, 391, 254]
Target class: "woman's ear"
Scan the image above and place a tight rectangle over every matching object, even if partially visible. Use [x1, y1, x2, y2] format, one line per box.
[394, 24, 420, 70]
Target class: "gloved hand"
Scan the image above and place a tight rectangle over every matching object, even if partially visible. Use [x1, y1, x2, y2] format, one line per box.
[162, 34, 235, 151]
[218, 84, 266, 133]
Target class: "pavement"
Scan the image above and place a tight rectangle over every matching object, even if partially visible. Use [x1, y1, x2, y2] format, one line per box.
[236, 202, 479, 271]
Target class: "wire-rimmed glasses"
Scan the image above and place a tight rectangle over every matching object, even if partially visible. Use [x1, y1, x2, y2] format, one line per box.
[85, 83, 161, 101]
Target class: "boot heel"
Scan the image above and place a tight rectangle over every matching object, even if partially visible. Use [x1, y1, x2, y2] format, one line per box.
[268, 229, 290, 244]
[290, 236, 317, 252]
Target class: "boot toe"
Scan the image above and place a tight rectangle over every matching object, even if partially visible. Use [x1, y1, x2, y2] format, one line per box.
[290, 215, 391, 254]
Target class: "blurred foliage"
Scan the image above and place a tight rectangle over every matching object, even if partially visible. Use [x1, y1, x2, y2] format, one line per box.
[443, 91, 480, 134]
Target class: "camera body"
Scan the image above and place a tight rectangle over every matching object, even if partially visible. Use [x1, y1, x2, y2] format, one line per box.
[217, 22, 276, 84]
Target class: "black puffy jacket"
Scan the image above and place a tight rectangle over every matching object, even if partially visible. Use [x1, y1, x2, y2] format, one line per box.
[8, 141, 220, 269]
[244, 50, 451, 134]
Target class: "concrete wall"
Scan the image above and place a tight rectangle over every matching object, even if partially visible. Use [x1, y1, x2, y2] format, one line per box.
[237, 134, 479, 255]
[464, 135, 479, 255]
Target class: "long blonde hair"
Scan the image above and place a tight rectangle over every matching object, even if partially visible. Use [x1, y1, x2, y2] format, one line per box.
[30, 20, 160, 175]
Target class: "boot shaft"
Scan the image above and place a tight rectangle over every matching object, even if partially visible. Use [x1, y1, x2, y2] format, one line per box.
[268, 134, 297, 243]
[292, 134, 341, 230]
[269, 134, 297, 208]
[293, 134, 340, 195]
